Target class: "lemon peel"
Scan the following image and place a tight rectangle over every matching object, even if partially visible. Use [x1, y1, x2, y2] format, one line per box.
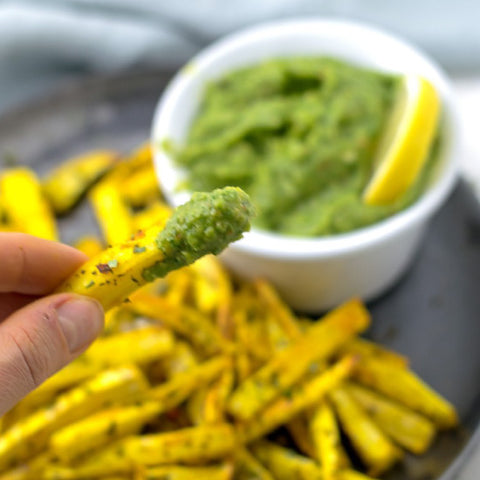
[363, 75, 440, 205]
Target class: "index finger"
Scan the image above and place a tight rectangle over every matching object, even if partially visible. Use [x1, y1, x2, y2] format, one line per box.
[0, 233, 88, 295]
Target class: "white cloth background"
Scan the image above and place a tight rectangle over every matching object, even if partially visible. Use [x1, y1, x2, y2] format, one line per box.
[0, 0, 479, 111]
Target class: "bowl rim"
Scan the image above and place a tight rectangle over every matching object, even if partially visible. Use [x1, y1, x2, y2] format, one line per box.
[151, 18, 460, 259]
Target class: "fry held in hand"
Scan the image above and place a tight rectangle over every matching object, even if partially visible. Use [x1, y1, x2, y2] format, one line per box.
[58, 187, 254, 311]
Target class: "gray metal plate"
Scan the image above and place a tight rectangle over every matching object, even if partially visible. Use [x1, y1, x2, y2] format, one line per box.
[0, 70, 478, 479]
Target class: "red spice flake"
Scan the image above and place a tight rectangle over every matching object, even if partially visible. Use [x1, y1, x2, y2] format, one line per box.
[166, 408, 182, 422]
[96, 263, 113, 274]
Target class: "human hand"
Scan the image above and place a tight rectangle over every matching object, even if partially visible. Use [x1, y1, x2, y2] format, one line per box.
[0, 233, 104, 416]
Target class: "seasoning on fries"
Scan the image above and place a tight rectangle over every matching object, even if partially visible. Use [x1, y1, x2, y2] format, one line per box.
[0, 142, 460, 480]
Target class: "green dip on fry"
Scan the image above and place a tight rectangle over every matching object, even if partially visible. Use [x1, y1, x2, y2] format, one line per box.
[170, 57, 438, 237]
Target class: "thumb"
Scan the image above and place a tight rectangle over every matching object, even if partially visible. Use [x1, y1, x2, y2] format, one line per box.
[0, 293, 104, 415]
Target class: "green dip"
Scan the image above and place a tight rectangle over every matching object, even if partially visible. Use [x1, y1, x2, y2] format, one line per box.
[143, 186, 254, 281]
[170, 57, 437, 237]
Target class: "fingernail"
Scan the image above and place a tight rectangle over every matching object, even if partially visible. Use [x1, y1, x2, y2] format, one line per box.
[56, 297, 104, 353]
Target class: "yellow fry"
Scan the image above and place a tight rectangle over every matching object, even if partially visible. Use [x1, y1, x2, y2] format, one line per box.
[100, 478, 130, 480]
[191, 255, 233, 335]
[21, 326, 172, 407]
[191, 261, 223, 314]
[44, 437, 140, 478]
[186, 386, 209, 426]
[40, 460, 133, 480]
[232, 288, 272, 362]
[130, 292, 229, 356]
[89, 180, 133, 245]
[0, 451, 52, 480]
[339, 471, 380, 480]
[24, 361, 96, 403]
[59, 187, 253, 313]
[251, 441, 322, 480]
[0, 366, 148, 470]
[102, 424, 237, 466]
[162, 341, 199, 377]
[353, 356, 458, 428]
[163, 268, 193, 307]
[73, 235, 104, 258]
[103, 305, 138, 335]
[85, 326, 174, 365]
[234, 350, 255, 383]
[228, 299, 370, 420]
[97, 477, 129, 480]
[203, 368, 234, 424]
[42, 150, 117, 214]
[266, 312, 293, 352]
[235, 448, 274, 480]
[121, 163, 162, 208]
[0, 223, 14, 232]
[0, 469, 30, 480]
[149, 356, 229, 411]
[310, 401, 343, 479]
[0, 194, 13, 232]
[49, 401, 161, 463]
[329, 387, 402, 476]
[287, 416, 317, 458]
[237, 356, 356, 442]
[340, 338, 408, 369]
[253, 278, 302, 340]
[346, 382, 436, 454]
[0, 168, 57, 240]
[2, 361, 97, 426]
[122, 142, 153, 171]
[41, 469, 130, 480]
[97, 142, 152, 188]
[144, 464, 233, 480]
[133, 201, 172, 232]
[188, 368, 234, 425]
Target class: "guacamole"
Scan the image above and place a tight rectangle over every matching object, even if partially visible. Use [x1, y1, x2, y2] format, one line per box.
[171, 57, 437, 237]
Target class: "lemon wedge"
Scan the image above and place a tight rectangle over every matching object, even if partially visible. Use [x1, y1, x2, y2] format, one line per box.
[363, 74, 440, 205]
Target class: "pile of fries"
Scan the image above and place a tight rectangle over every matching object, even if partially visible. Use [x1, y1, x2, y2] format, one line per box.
[0, 144, 459, 480]
[0, 143, 169, 247]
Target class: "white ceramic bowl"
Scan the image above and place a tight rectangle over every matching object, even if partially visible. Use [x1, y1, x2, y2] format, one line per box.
[151, 19, 460, 313]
